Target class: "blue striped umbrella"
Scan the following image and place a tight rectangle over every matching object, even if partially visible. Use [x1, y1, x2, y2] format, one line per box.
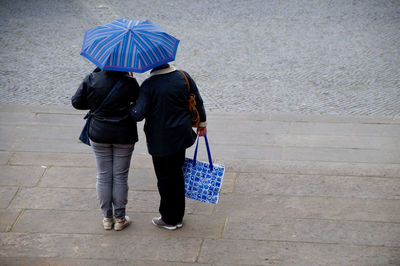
[80, 19, 180, 73]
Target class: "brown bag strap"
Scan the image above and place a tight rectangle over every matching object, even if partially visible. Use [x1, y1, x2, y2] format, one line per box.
[178, 70, 200, 127]
[178, 70, 191, 93]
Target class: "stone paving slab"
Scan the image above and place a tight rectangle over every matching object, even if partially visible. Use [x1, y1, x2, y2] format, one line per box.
[9, 187, 98, 210]
[9, 187, 215, 216]
[222, 158, 400, 178]
[198, 239, 400, 266]
[13, 210, 226, 239]
[268, 112, 400, 124]
[208, 119, 290, 134]
[39, 167, 157, 190]
[0, 165, 44, 187]
[0, 233, 203, 262]
[0, 152, 12, 165]
[216, 194, 400, 223]
[284, 146, 400, 164]
[0, 257, 211, 266]
[0, 112, 36, 126]
[38, 166, 97, 189]
[224, 216, 400, 247]
[8, 151, 155, 168]
[275, 134, 400, 150]
[208, 144, 284, 161]
[1, 103, 400, 265]
[291, 121, 400, 137]
[0, 187, 18, 209]
[0, 124, 80, 139]
[8, 152, 96, 167]
[236, 173, 400, 200]
[0, 210, 20, 232]
[11, 138, 94, 154]
[208, 111, 400, 125]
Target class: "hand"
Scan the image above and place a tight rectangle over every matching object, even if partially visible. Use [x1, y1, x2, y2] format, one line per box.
[197, 126, 207, 136]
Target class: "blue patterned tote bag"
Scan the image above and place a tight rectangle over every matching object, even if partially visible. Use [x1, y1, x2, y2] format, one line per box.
[182, 134, 225, 204]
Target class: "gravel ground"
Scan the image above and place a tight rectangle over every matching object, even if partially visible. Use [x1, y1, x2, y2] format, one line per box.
[0, 0, 399, 116]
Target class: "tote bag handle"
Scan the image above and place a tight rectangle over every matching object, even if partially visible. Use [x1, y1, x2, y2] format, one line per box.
[192, 133, 214, 171]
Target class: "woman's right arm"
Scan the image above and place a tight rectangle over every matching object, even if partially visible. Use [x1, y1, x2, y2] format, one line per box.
[71, 74, 90, 110]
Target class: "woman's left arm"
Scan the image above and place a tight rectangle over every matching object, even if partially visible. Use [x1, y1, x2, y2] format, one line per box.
[129, 82, 150, 122]
[71, 74, 90, 110]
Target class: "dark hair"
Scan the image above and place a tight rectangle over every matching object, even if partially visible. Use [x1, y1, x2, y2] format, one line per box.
[102, 70, 128, 76]
[151, 64, 170, 73]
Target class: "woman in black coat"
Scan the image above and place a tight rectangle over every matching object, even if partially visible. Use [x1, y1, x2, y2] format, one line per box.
[130, 64, 207, 230]
[72, 68, 139, 231]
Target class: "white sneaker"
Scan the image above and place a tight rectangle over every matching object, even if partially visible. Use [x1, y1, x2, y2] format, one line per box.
[103, 218, 114, 230]
[152, 216, 183, 230]
[114, 216, 131, 231]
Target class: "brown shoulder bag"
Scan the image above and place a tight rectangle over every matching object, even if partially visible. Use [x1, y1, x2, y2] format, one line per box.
[179, 70, 200, 128]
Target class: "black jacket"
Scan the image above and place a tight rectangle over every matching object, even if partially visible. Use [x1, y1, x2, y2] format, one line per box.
[72, 69, 140, 144]
[130, 69, 206, 156]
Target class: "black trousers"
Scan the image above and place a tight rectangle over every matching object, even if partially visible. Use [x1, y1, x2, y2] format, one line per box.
[152, 150, 186, 225]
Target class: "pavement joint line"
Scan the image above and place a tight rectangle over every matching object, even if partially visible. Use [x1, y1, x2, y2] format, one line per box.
[6, 186, 22, 209]
[4, 232, 211, 243]
[34, 166, 49, 187]
[8, 209, 24, 232]
[10, 209, 400, 225]
[217, 237, 400, 249]
[261, 217, 400, 225]
[284, 120, 400, 125]
[11, 208, 216, 216]
[225, 158, 400, 165]
[7, 163, 98, 168]
[231, 172, 239, 193]
[195, 239, 205, 263]
[232, 192, 400, 202]
[0, 257, 202, 265]
[212, 167, 400, 177]
[220, 216, 229, 239]
[283, 132, 400, 138]
[236, 172, 400, 179]
[276, 134, 400, 140]
[211, 115, 400, 124]
[5, 152, 16, 165]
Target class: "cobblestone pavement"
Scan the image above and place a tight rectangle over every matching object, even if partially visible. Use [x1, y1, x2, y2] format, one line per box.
[1, 0, 399, 116]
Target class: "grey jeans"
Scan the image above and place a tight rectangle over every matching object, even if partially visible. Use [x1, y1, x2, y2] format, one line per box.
[91, 140, 134, 219]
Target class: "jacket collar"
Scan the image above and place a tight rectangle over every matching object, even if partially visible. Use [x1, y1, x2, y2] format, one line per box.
[150, 66, 176, 76]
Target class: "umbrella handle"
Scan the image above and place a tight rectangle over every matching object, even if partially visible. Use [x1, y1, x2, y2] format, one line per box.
[192, 133, 214, 171]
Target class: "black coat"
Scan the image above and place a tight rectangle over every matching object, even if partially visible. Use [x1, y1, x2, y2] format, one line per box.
[130, 69, 206, 156]
[72, 69, 140, 144]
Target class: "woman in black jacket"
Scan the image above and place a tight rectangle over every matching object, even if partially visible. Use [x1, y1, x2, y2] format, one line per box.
[130, 64, 207, 230]
[72, 68, 139, 231]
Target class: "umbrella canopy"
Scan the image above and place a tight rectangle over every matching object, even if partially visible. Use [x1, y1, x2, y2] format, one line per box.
[80, 19, 179, 73]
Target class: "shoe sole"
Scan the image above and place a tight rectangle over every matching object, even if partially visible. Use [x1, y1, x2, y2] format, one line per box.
[152, 220, 183, 230]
